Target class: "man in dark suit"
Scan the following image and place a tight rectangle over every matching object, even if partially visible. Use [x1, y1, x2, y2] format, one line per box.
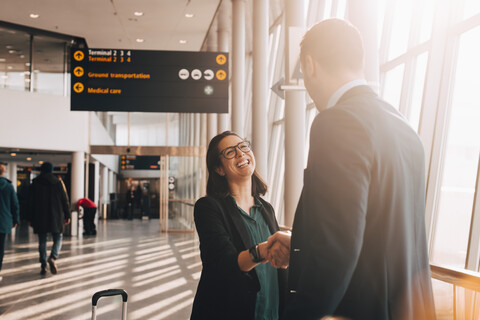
[269, 18, 436, 319]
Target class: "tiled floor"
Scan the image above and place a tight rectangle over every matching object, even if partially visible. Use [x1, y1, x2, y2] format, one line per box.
[0, 219, 201, 320]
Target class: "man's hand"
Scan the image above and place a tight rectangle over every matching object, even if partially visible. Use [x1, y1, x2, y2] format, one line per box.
[266, 231, 292, 269]
[267, 231, 292, 251]
[65, 219, 71, 225]
[267, 241, 290, 269]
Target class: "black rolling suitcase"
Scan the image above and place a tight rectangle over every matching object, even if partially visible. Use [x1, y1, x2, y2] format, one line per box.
[91, 289, 128, 320]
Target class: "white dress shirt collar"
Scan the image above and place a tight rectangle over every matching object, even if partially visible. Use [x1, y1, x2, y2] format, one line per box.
[326, 79, 368, 109]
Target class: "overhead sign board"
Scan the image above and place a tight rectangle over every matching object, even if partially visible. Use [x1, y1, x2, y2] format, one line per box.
[120, 155, 160, 170]
[71, 49, 228, 113]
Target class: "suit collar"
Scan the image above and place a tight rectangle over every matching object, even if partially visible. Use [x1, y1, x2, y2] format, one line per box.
[336, 85, 376, 106]
[326, 79, 368, 109]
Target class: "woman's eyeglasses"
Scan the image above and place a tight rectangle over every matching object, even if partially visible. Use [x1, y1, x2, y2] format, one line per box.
[219, 140, 251, 159]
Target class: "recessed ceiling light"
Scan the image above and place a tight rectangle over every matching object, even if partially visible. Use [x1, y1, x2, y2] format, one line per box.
[7, 66, 13, 70]
[26, 157, 32, 161]
[0, 58, 5, 62]
[6, 45, 13, 49]
[10, 153, 16, 157]
[25, 62, 31, 67]
[20, 55, 25, 58]
[136, 38, 144, 43]
[185, 13, 194, 18]
[8, 50, 17, 54]
[29, 13, 40, 19]
[24, 71, 31, 75]
[39, 161, 44, 164]
[179, 40, 187, 44]
[134, 11, 144, 16]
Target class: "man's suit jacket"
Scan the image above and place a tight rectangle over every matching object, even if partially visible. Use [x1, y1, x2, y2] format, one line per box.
[285, 86, 436, 320]
[191, 195, 287, 320]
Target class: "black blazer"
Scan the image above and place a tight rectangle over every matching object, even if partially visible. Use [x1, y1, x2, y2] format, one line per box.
[191, 195, 287, 320]
[285, 86, 436, 320]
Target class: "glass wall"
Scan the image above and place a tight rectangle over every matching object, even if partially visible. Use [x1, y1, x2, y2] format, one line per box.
[0, 23, 72, 95]
[0, 27, 31, 91]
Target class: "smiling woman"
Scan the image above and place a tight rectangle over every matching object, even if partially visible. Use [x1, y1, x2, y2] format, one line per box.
[191, 131, 289, 320]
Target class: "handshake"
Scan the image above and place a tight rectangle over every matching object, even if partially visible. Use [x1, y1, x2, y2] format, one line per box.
[258, 231, 292, 269]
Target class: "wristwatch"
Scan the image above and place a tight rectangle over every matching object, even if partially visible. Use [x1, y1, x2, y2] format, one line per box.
[249, 244, 263, 263]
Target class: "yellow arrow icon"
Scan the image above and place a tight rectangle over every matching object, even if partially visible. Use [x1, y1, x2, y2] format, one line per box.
[216, 70, 226, 81]
[73, 66, 84, 77]
[73, 82, 84, 93]
[74, 51, 84, 61]
[216, 54, 227, 65]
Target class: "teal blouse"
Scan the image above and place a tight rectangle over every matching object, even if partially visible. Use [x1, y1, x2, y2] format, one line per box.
[232, 196, 279, 320]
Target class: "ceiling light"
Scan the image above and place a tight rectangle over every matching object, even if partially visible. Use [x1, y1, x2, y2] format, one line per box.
[25, 62, 31, 67]
[8, 50, 17, 54]
[179, 40, 187, 44]
[26, 157, 32, 161]
[39, 161, 44, 164]
[185, 13, 194, 18]
[29, 13, 40, 19]
[20, 55, 25, 58]
[6, 45, 13, 49]
[10, 153, 16, 157]
[7, 66, 13, 70]
[136, 38, 144, 43]
[0, 58, 5, 62]
[24, 71, 31, 75]
[134, 11, 144, 16]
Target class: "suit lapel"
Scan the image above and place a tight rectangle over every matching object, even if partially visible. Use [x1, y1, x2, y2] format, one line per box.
[257, 197, 279, 234]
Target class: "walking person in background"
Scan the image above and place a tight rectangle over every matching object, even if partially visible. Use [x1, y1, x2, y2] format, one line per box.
[0, 163, 19, 282]
[76, 197, 97, 236]
[28, 162, 70, 276]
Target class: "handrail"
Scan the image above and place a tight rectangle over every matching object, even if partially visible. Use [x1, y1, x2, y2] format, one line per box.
[430, 263, 480, 291]
[274, 227, 480, 292]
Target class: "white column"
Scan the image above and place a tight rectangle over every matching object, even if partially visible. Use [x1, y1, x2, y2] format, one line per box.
[7, 162, 17, 192]
[252, 0, 269, 182]
[231, 0, 246, 136]
[217, 0, 231, 133]
[284, 0, 306, 227]
[348, 0, 379, 91]
[108, 169, 114, 197]
[207, 30, 218, 142]
[71, 151, 85, 208]
[93, 160, 100, 205]
[101, 165, 109, 218]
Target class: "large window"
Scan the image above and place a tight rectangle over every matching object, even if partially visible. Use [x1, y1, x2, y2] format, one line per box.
[431, 26, 480, 268]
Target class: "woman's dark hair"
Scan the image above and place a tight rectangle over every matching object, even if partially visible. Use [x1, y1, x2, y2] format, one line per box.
[206, 131, 267, 198]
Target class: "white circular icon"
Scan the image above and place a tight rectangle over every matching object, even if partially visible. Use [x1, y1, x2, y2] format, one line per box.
[178, 69, 189, 80]
[204, 69, 214, 80]
[204, 85, 214, 96]
[191, 69, 202, 80]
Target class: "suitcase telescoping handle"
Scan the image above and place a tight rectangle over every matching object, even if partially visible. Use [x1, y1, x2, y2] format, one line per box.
[91, 289, 128, 320]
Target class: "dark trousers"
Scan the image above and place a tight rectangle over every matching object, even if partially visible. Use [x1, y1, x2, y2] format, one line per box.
[84, 207, 97, 235]
[0, 233, 5, 271]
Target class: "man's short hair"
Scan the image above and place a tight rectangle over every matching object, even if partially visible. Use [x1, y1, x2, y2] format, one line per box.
[300, 18, 365, 74]
[40, 162, 54, 174]
[0, 163, 5, 176]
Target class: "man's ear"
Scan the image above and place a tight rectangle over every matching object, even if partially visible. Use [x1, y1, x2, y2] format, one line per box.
[215, 167, 225, 177]
[303, 54, 316, 78]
